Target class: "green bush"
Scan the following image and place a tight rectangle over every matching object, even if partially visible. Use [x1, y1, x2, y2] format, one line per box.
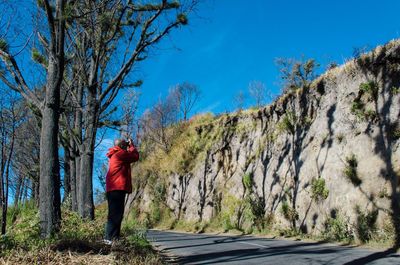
[350, 100, 364, 119]
[278, 227, 301, 237]
[153, 181, 167, 203]
[355, 206, 378, 243]
[390, 86, 400, 95]
[390, 126, 400, 140]
[344, 154, 362, 186]
[219, 194, 252, 232]
[323, 213, 353, 242]
[364, 109, 378, 121]
[359, 81, 379, 101]
[277, 112, 296, 134]
[243, 173, 253, 191]
[149, 202, 162, 225]
[248, 195, 267, 231]
[280, 201, 298, 223]
[311, 178, 329, 202]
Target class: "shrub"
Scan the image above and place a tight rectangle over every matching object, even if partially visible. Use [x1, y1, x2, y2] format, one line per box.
[149, 202, 162, 225]
[374, 218, 395, 244]
[389, 124, 400, 140]
[359, 81, 379, 101]
[243, 172, 253, 192]
[153, 181, 167, 203]
[247, 195, 267, 231]
[278, 227, 301, 237]
[390, 86, 399, 95]
[355, 206, 378, 243]
[336, 133, 345, 143]
[378, 187, 389, 199]
[277, 112, 296, 134]
[219, 194, 253, 232]
[343, 154, 361, 186]
[364, 109, 378, 121]
[323, 214, 353, 242]
[311, 178, 329, 202]
[350, 100, 364, 119]
[280, 201, 298, 223]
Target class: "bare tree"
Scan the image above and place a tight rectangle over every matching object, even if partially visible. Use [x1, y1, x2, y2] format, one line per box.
[60, 0, 198, 219]
[0, 90, 24, 234]
[233, 90, 247, 111]
[0, 0, 199, 229]
[11, 111, 41, 207]
[171, 82, 201, 121]
[141, 94, 179, 152]
[121, 88, 141, 143]
[248, 80, 268, 108]
[0, 0, 68, 237]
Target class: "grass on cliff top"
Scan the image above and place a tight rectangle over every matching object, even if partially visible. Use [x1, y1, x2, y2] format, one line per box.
[0, 201, 163, 265]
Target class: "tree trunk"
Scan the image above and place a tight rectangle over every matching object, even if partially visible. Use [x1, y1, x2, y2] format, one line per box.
[32, 178, 39, 206]
[75, 155, 81, 211]
[63, 146, 71, 203]
[73, 81, 83, 212]
[1, 128, 14, 234]
[39, 59, 62, 237]
[78, 87, 98, 219]
[69, 147, 78, 211]
[13, 174, 23, 208]
[37, 0, 66, 238]
[0, 131, 5, 235]
[78, 149, 95, 219]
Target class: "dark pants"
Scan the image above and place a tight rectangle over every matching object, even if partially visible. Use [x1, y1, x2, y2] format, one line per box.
[105, 190, 126, 240]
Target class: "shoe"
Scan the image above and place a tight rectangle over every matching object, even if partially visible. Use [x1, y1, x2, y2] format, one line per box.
[103, 239, 112, 245]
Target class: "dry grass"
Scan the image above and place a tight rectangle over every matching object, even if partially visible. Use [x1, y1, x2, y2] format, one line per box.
[0, 203, 164, 265]
[0, 243, 163, 265]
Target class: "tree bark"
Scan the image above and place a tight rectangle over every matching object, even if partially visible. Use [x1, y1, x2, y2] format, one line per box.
[37, 0, 66, 237]
[13, 174, 23, 208]
[1, 126, 14, 234]
[32, 178, 39, 206]
[39, 83, 62, 236]
[63, 145, 71, 203]
[73, 81, 83, 212]
[69, 145, 78, 211]
[78, 87, 98, 219]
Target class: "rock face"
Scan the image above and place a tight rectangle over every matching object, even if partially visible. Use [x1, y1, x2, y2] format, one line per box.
[128, 40, 400, 239]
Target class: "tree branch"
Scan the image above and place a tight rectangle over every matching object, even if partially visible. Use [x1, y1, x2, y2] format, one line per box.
[0, 50, 42, 109]
[43, 0, 56, 52]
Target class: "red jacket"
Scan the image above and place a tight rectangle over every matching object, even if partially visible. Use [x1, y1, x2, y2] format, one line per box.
[105, 144, 139, 193]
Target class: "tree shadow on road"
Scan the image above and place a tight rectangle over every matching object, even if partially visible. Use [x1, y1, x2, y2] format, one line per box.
[343, 247, 399, 265]
[175, 243, 400, 265]
[174, 242, 343, 264]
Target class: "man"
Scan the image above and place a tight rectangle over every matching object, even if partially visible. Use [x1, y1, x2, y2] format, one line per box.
[104, 138, 139, 244]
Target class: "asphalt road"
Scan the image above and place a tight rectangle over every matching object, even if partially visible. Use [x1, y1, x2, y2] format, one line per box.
[147, 230, 399, 265]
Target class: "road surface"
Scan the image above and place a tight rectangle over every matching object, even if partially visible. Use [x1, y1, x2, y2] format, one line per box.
[147, 230, 399, 264]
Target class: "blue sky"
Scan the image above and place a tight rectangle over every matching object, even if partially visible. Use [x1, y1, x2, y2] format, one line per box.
[93, 0, 400, 194]
[4, 0, 400, 196]
[133, 0, 400, 114]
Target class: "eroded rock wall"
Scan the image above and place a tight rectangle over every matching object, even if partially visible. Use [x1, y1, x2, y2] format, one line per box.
[129, 40, 400, 237]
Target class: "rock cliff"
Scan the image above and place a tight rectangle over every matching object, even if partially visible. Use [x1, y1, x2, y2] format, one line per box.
[127, 40, 400, 242]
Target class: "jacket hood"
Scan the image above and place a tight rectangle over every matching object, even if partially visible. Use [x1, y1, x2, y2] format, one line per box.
[106, 146, 122, 158]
